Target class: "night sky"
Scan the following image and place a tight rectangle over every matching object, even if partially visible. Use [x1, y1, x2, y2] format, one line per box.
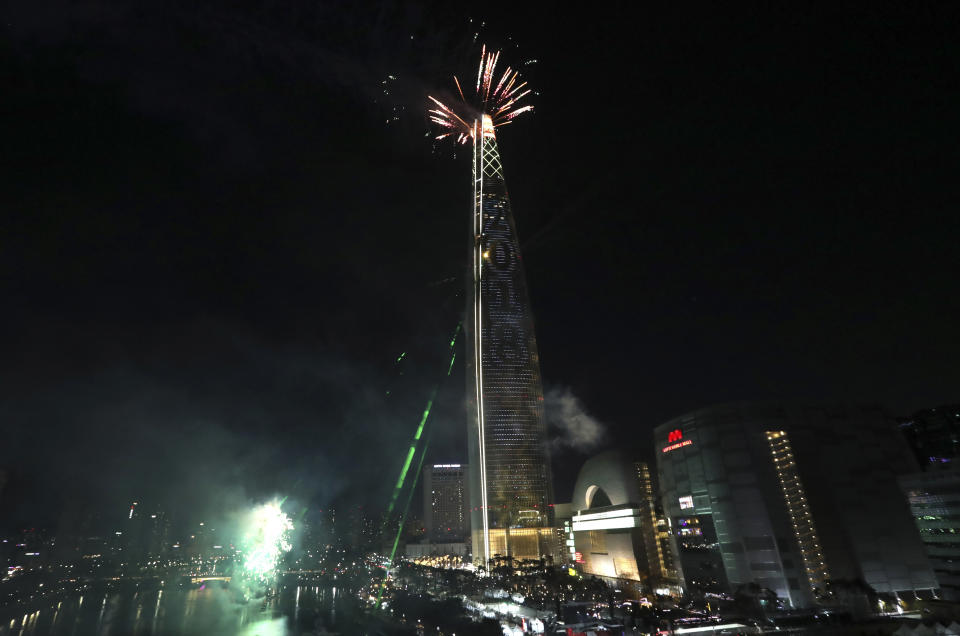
[2, 2, 958, 532]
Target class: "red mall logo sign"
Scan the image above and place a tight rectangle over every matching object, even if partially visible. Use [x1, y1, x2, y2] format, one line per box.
[663, 429, 692, 453]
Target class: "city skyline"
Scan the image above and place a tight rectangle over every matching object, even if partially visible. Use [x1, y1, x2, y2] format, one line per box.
[2, 2, 958, 533]
[1, 3, 960, 631]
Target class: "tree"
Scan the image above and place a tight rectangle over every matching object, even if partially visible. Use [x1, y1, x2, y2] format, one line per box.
[733, 582, 779, 622]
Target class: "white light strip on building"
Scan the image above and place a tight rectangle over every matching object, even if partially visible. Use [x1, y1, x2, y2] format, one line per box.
[572, 516, 641, 531]
[573, 508, 642, 521]
[766, 430, 828, 590]
[674, 623, 747, 634]
[473, 119, 490, 566]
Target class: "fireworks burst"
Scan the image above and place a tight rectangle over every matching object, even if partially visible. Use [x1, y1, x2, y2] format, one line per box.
[240, 500, 293, 582]
[428, 44, 534, 144]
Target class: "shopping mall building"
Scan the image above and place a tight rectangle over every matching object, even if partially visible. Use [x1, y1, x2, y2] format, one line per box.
[654, 403, 937, 608]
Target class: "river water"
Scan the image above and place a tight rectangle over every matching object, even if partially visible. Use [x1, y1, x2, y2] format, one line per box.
[0, 584, 359, 636]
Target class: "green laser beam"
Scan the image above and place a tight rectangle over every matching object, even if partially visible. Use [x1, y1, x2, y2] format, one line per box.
[384, 387, 436, 519]
[400, 431, 431, 539]
[379, 427, 432, 606]
[382, 322, 461, 523]
[376, 321, 462, 605]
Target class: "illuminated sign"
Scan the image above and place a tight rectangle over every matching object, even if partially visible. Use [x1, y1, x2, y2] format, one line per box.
[668, 429, 683, 443]
[662, 439, 692, 453]
[573, 516, 642, 531]
[574, 551, 584, 563]
[679, 495, 693, 510]
[575, 507, 641, 521]
[572, 508, 643, 531]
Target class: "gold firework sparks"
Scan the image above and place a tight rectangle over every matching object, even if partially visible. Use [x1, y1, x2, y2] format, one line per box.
[428, 45, 534, 144]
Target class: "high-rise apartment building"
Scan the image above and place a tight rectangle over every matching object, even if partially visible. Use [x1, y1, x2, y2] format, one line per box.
[900, 470, 960, 600]
[423, 464, 468, 542]
[898, 404, 960, 600]
[654, 503, 677, 590]
[635, 461, 674, 585]
[899, 405, 960, 468]
[466, 115, 553, 565]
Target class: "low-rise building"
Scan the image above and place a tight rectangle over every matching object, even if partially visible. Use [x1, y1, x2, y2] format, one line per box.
[568, 450, 665, 595]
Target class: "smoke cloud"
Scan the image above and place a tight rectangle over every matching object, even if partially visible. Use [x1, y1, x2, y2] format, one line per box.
[0, 312, 457, 536]
[544, 387, 607, 451]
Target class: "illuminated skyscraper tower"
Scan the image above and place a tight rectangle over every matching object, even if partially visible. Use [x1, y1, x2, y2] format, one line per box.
[465, 115, 554, 565]
[429, 47, 554, 566]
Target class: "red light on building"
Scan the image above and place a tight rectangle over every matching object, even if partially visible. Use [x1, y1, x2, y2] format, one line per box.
[662, 439, 693, 453]
[668, 429, 683, 443]
[574, 551, 584, 563]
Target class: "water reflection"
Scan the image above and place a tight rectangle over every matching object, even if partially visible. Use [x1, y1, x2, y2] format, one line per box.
[0, 583, 354, 635]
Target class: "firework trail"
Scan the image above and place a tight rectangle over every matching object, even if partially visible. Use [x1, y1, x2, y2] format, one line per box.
[428, 45, 534, 144]
[385, 351, 408, 398]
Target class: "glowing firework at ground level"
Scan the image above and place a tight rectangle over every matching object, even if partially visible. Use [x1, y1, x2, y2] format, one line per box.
[240, 500, 293, 581]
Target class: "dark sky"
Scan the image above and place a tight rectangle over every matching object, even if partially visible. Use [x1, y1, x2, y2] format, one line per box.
[1, 1, 958, 532]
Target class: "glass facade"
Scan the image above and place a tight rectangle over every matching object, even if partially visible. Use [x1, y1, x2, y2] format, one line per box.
[655, 404, 937, 608]
[897, 405, 960, 600]
[466, 116, 553, 565]
[900, 469, 960, 600]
